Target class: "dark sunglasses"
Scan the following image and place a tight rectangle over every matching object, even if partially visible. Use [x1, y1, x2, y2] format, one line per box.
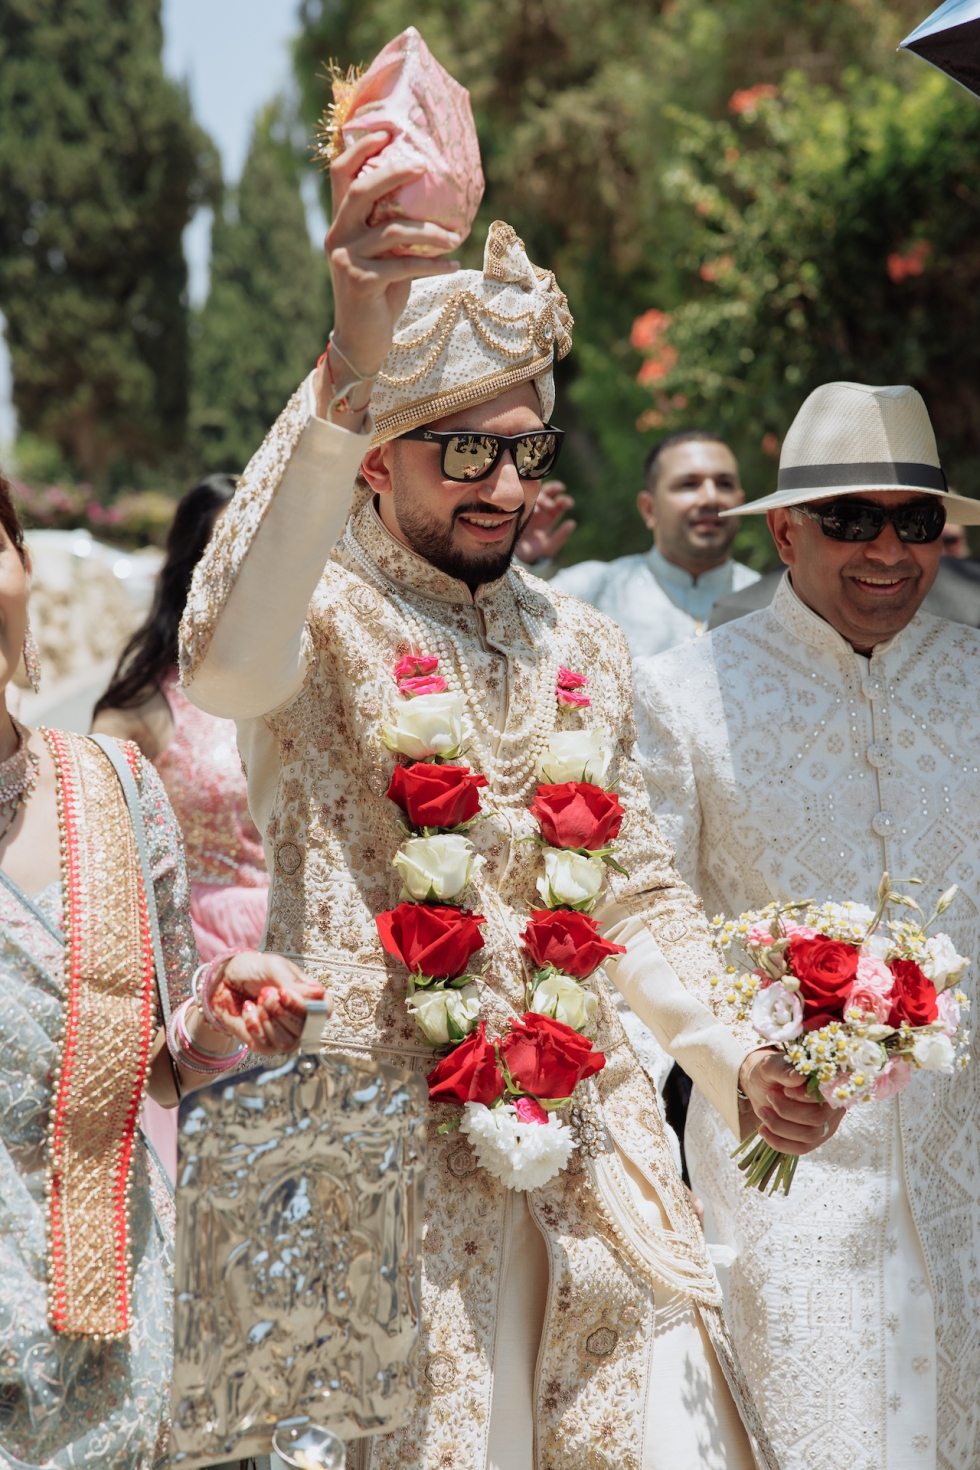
[797, 496, 947, 544]
[399, 426, 564, 483]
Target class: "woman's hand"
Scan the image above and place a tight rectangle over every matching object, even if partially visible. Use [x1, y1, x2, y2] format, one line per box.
[515, 481, 576, 565]
[209, 952, 328, 1055]
[316, 130, 461, 427]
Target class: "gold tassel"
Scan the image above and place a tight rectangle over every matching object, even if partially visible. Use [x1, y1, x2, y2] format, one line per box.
[314, 61, 365, 167]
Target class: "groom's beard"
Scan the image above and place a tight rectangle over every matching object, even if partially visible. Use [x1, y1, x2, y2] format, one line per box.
[391, 491, 532, 591]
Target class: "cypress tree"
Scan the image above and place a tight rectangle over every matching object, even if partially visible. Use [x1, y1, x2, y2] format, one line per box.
[190, 101, 327, 475]
[0, 0, 218, 484]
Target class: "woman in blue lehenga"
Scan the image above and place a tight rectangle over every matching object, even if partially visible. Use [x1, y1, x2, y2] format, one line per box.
[0, 472, 321, 1469]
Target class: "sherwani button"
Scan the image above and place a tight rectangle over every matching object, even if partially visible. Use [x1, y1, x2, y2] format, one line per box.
[872, 810, 895, 835]
[866, 743, 890, 768]
[861, 676, 883, 700]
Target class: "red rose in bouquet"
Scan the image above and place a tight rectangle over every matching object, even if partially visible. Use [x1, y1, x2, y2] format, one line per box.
[788, 936, 860, 1029]
[521, 908, 626, 980]
[499, 1013, 605, 1100]
[887, 959, 939, 1027]
[387, 762, 488, 829]
[529, 782, 624, 850]
[427, 1022, 504, 1106]
[376, 902, 485, 979]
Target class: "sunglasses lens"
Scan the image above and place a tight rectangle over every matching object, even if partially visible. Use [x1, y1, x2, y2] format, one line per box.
[514, 433, 560, 480]
[811, 501, 884, 541]
[895, 502, 946, 543]
[443, 435, 499, 481]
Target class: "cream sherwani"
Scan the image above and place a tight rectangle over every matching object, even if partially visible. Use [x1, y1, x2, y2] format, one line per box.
[178, 376, 776, 1470]
[633, 571, 980, 1470]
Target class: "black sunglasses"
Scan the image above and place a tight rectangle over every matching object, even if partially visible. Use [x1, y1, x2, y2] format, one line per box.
[797, 496, 947, 544]
[399, 426, 564, 483]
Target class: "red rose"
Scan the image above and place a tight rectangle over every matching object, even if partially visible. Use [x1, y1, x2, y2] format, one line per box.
[427, 1022, 504, 1106]
[376, 902, 485, 979]
[788, 936, 860, 1029]
[521, 908, 626, 980]
[387, 762, 488, 830]
[498, 1013, 605, 1101]
[887, 959, 939, 1027]
[529, 782, 624, 850]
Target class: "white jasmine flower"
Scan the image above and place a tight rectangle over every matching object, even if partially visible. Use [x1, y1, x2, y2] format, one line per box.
[529, 973, 599, 1034]
[912, 1033, 956, 1073]
[751, 982, 804, 1044]
[920, 933, 970, 993]
[405, 984, 481, 1045]
[394, 834, 484, 902]
[536, 848, 606, 911]
[460, 1101, 575, 1190]
[535, 728, 613, 785]
[382, 691, 464, 760]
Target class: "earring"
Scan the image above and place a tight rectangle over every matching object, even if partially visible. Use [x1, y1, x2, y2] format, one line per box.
[22, 622, 40, 694]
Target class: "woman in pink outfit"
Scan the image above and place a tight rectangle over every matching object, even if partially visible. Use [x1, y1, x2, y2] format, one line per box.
[93, 475, 270, 1174]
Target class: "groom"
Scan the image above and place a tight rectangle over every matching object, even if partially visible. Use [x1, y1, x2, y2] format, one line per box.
[176, 129, 821, 1468]
[634, 379, 980, 1470]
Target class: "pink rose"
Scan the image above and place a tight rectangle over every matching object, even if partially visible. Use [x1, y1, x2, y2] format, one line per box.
[513, 1096, 549, 1125]
[399, 674, 448, 696]
[394, 653, 440, 682]
[782, 922, 819, 940]
[871, 1058, 912, 1100]
[844, 958, 893, 1022]
[746, 923, 775, 947]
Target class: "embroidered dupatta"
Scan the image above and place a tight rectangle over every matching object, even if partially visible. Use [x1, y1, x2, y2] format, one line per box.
[42, 731, 157, 1339]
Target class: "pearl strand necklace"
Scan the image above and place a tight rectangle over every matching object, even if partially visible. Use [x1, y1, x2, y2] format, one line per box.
[342, 522, 560, 803]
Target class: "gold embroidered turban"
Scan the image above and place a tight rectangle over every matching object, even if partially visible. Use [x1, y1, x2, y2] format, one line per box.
[369, 220, 573, 446]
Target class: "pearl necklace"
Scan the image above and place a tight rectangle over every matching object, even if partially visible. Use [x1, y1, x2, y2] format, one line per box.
[342, 521, 560, 804]
[0, 716, 39, 842]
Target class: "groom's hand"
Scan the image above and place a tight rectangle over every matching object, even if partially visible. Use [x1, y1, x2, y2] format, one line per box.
[738, 1049, 844, 1154]
[317, 130, 462, 427]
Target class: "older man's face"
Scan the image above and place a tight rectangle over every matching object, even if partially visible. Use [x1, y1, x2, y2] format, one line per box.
[768, 491, 943, 653]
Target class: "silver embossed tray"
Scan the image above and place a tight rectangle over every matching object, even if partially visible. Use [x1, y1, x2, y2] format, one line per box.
[170, 1007, 426, 1468]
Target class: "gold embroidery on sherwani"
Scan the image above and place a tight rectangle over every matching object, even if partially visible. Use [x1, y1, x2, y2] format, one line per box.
[43, 731, 155, 1339]
[179, 381, 778, 1467]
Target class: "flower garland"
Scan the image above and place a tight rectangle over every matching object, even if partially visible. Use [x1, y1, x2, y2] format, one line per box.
[376, 656, 627, 1190]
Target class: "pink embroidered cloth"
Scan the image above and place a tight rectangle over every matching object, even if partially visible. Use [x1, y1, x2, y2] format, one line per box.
[339, 26, 484, 253]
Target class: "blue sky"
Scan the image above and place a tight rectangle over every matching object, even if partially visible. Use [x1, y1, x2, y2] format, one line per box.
[1, 0, 315, 449]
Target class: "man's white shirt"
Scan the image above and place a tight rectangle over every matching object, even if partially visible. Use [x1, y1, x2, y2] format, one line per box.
[548, 546, 760, 659]
[632, 571, 980, 1470]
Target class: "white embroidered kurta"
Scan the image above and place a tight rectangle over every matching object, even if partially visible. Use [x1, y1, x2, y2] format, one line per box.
[633, 572, 980, 1470]
[177, 375, 777, 1470]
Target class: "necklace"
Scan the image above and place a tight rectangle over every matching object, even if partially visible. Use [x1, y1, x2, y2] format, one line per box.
[0, 716, 39, 842]
[342, 522, 560, 805]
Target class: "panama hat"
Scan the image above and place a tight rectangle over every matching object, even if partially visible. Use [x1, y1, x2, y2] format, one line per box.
[722, 380, 980, 524]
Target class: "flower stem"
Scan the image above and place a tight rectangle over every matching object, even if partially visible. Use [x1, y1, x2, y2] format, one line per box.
[730, 1130, 799, 1195]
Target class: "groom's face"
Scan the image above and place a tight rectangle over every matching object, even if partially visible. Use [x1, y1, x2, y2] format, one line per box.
[364, 384, 544, 592]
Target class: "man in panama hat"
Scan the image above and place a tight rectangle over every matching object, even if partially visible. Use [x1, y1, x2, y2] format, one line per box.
[633, 380, 980, 1470]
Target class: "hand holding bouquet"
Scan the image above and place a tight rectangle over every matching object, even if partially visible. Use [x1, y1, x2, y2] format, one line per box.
[714, 874, 972, 1194]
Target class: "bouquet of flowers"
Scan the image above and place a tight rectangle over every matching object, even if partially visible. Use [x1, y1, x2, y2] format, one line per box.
[376, 653, 626, 1190]
[712, 874, 972, 1195]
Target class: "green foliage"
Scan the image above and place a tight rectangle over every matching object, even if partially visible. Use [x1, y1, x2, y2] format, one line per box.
[0, 0, 219, 484]
[629, 69, 980, 567]
[189, 100, 330, 475]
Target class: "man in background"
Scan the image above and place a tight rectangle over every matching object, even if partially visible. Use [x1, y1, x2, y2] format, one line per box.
[517, 429, 760, 658]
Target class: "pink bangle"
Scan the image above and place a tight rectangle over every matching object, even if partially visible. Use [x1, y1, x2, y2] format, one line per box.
[191, 950, 244, 1033]
[167, 997, 249, 1074]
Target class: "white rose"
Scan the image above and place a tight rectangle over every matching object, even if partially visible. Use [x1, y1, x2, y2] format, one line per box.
[920, 933, 970, 992]
[529, 973, 599, 1034]
[912, 1032, 956, 1072]
[751, 981, 803, 1043]
[382, 691, 464, 760]
[393, 834, 484, 902]
[535, 728, 613, 785]
[405, 984, 481, 1045]
[536, 848, 606, 910]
